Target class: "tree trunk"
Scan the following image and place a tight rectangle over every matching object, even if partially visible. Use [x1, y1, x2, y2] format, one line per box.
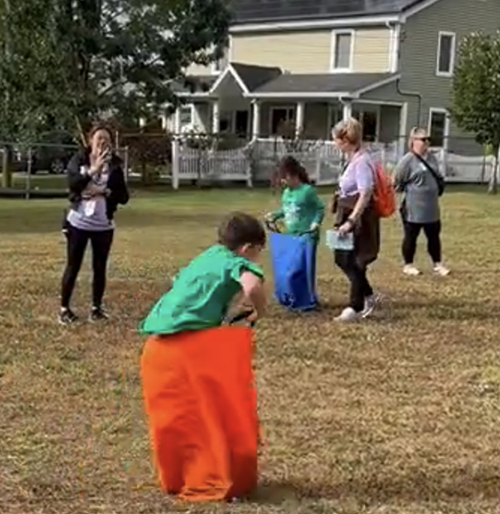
[488, 145, 500, 194]
[1, 145, 12, 188]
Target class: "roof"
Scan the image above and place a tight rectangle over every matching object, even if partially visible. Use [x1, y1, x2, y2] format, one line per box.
[232, 0, 424, 25]
[230, 63, 282, 91]
[177, 65, 400, 99]
[252, 72, 399, 95]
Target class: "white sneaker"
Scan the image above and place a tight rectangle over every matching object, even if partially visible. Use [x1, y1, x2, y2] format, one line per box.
[403, 264, 421, 276]
[335, 307, 360, 322]
[361, 293, 380, 318]
[433, 263, 450, 276]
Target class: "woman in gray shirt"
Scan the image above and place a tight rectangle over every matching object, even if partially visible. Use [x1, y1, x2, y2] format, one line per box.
[394, 127, 449, 276]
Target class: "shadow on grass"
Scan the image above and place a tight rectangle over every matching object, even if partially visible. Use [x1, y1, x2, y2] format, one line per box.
[391, 295, 499, 322]
[254, 466, 500, 505]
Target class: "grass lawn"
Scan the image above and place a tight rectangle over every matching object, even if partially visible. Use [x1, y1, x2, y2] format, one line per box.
[1, 187, 499, 514]
[0, 172, 67, 191]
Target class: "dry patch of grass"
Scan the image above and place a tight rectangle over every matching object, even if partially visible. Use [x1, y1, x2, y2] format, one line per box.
[1, 187, 500, 514]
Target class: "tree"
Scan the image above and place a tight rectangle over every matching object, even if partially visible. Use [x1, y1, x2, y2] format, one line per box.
[450, 29, 500, 193]
[0, 0, 231, 187]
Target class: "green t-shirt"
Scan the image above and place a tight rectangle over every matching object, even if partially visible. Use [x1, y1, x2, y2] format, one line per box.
[138, 244, 264, 335]
[271, 183, 324, 237]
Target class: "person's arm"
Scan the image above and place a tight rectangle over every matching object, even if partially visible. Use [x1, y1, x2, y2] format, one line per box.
[239, 271, 266, 319]
[108, 163, 129, 205]
[393, 153, 412, 192]
[345, 158, 374, 226]
[67, 153, 92, 195]
[307, 186, 325, 228]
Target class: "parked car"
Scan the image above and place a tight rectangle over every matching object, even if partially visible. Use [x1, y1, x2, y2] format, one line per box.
[11, 131, 79, 174]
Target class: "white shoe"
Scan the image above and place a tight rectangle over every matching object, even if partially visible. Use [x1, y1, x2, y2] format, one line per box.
[403, 264, 421, 276]
[335, 307, 360, 322]
[433, 263, 450, 276]
[361, 293, 380, 318]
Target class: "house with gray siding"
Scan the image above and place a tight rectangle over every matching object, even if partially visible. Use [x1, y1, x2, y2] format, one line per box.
[170, 0, 498, 154]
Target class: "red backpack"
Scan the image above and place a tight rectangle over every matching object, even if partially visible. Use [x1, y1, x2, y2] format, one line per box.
[372, 162, 396, 218]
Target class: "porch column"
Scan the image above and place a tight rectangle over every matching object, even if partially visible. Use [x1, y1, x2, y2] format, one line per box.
[160, 113, 168, 130]
[212, 100, 220, 134]
[251, 100, 261, 139]
[342, 100, 352, 120]
[295, 101, 305, 137]
[173, 107, 181, 134]
[398, 102, 408, 159]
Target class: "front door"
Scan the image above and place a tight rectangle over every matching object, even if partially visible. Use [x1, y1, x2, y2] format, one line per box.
[234, 110, 249, 137]
[361, 111, 378, 142]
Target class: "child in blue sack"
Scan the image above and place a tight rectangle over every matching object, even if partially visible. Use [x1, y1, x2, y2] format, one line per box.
[266, 156, 325, 237]
[265, 156, 325, 310]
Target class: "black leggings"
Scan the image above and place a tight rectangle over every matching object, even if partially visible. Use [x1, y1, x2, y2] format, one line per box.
[402, 220, 441, 264]
[61, 225, 114, 308]
[335, 250, 373, 312]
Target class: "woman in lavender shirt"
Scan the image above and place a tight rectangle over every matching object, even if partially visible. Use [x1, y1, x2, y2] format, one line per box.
[59, 124, 129, 325]
[331, 118, 380, 322]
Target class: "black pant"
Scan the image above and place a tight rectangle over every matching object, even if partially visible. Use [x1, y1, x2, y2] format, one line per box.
[335, 250, 373, 312]
[61, 225, 114, 308]
[402, 220, 441, 264]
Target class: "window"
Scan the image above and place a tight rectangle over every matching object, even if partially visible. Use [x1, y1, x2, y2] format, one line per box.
[331, 31, 353, 71]
[436, 32, 456, 76]
[180, 105, 193, 126]
[218, 113, 232, 133]
[428, 109, 449, 147]
[270, 106, 295, 135]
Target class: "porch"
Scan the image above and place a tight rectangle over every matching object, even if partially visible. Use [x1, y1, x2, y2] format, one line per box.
[173, 63, 407, 147]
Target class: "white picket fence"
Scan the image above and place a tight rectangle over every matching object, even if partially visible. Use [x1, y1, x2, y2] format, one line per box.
[171, 141, 251, 188]
[170, 138, 497, 188]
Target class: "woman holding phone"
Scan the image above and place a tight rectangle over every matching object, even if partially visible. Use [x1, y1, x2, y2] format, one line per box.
[59, 123, 129, 325]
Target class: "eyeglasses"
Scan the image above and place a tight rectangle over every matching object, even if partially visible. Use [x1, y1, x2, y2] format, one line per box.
[415, 137, 430, 143]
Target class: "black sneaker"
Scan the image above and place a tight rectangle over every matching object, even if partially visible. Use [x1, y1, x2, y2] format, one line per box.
[89, 307, 109, 322]
[59, 308, 78, 325]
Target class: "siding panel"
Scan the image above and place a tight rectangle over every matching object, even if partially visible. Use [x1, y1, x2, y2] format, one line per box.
[400, 0, 499, 153]
[232, 31, 332, 73]
[353, 28, 391, 72]
[231, 27, 391, 73]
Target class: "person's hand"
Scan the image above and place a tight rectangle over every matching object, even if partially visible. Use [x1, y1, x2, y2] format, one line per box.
[86, 184, 107, 197]
[264, 212, 274, 221]
[247, 310, 258, 323]
[310, 222, 319, 232]
[89, 148, 111, 175]
[338, 219, 354, 236]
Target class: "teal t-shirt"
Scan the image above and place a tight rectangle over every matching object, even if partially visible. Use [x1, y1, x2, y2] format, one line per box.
[271, 183, 325, 236]
[138, 244, 264, 335]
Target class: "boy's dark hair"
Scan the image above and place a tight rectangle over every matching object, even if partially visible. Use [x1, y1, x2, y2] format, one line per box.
[278, 155, 311, 184]
[218, 212, 266, 251]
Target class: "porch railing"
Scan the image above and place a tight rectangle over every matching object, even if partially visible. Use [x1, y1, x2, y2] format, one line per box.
[170, 137, 496, 188]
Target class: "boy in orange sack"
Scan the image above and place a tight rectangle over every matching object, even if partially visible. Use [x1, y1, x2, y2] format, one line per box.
[139, 212, 267, 502]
